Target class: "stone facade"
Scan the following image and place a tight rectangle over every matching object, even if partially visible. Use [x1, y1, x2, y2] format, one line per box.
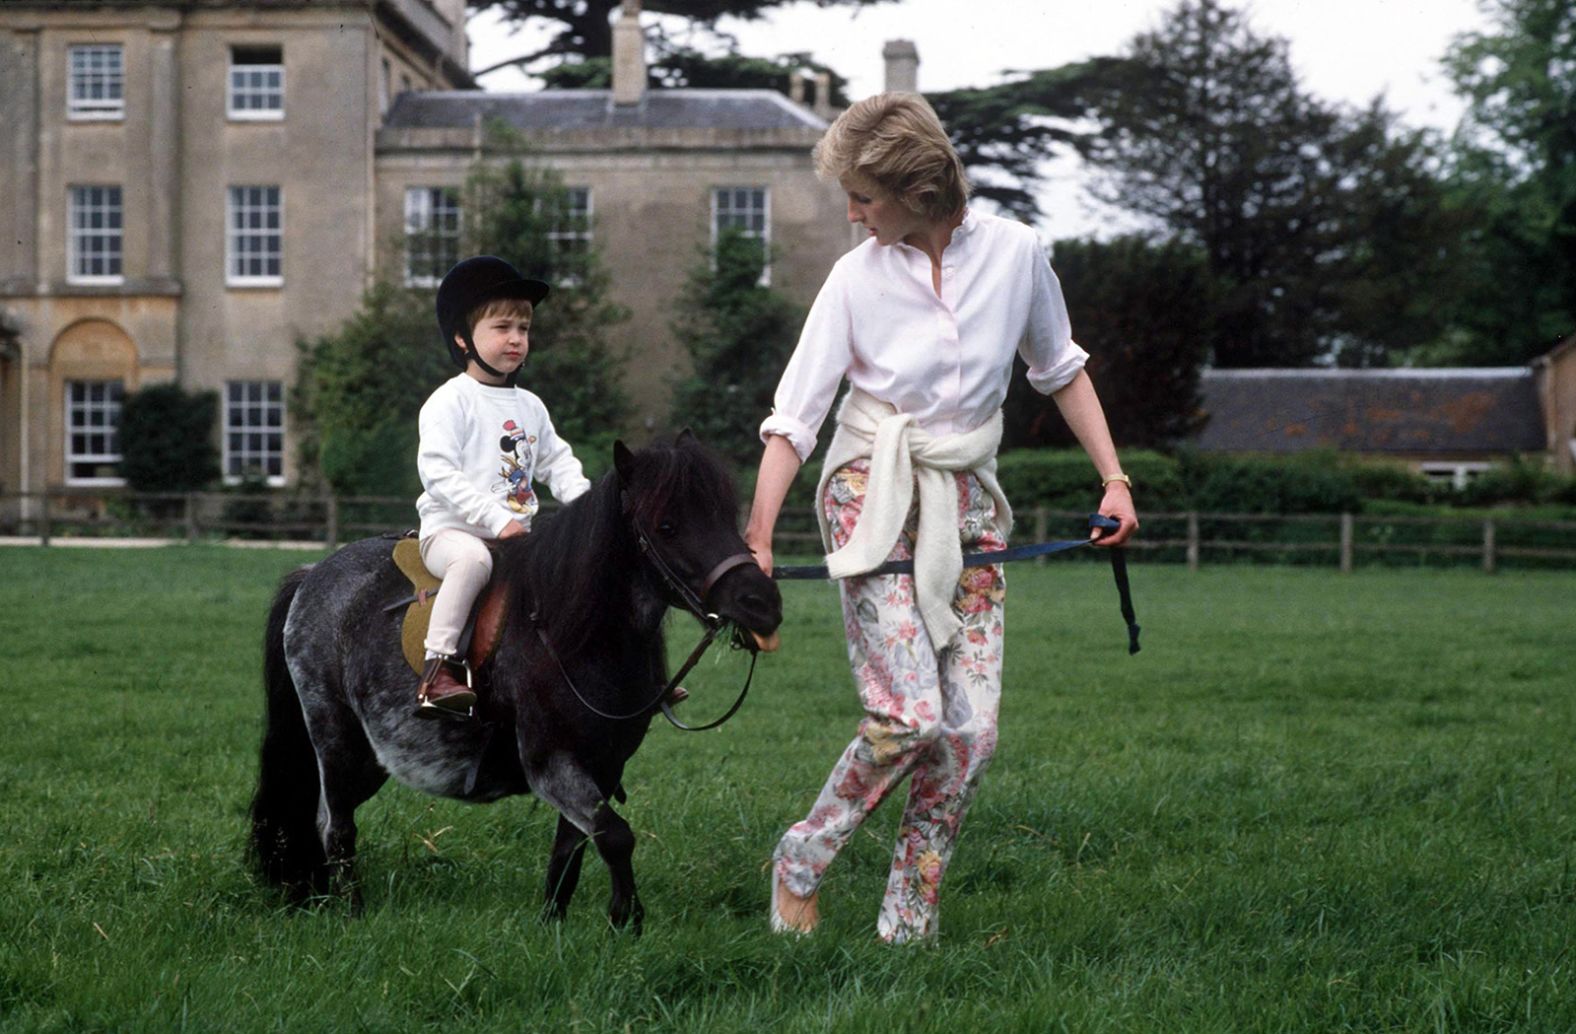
[1533, 335, 1576, 474]
[0, 0, 857, 498]
[0, 0, 471, 496]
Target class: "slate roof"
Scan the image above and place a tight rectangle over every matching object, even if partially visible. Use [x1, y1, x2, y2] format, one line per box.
[385, 89, 828, 133]
[1196, 369, 1546, 455]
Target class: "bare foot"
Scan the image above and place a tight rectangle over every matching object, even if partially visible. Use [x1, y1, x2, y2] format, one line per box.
[772, 876, 820, 934]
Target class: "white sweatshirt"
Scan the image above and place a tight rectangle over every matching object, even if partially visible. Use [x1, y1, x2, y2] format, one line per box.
[415, 374, 591, 541]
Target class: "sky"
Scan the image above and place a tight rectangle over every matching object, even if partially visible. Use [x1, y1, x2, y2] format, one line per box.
[466, 0, 1493, 237]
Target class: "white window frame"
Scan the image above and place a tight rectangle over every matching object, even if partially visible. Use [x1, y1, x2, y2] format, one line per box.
[227, 185, 283, 287]
[228, 46, 285, 121]
[403, 186, 462, 287]
[223, 380, 286, 486]
[65, 379, 125, 486]
[67, 185, 124, 285]
[711, 186, 771, 285]
[68, 44, 124, 121]
[547, 186, 593, 285]
[1419, 462, 1493, 491]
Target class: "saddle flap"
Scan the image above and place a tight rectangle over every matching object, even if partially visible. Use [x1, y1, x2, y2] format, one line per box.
[393, 537, 440, 595]
[393, 537, 509, 675]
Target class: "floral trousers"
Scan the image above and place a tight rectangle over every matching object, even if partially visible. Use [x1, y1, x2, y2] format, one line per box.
[774, 459, 1007, 943]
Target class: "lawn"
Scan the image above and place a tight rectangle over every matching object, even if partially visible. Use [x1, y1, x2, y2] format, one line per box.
[0, 545, 1572, 1032]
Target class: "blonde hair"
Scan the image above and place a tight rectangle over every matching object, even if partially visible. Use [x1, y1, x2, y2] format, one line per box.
[813, 92, 969, 221]
[466, 297, 533, 333]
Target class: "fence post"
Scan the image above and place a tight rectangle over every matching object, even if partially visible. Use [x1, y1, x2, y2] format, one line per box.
[1033, 507, 1048, 565]
[1186, 511, 1199, 572]
[325, 494, 340, 552]
[1339, 513, 1353, 574]
[185, 493, 198, 543]
[1482, 518, 1496, 575]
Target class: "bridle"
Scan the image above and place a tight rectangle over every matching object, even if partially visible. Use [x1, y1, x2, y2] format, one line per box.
[528, 488, 763, 732]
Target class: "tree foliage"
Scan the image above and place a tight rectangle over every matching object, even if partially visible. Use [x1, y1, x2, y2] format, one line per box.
[295, 132, 631, 496]
[539, 46, 850, 106]
[929, 61, 1117, 223]
[668, 228, 803, 469]
[294, 283, 446, 498]
[119, 382, 220, 492]
[462, 130, 632, 465]
[1075, 0, 1460, 367]
[1003, 236, 1212, 451]
[471, 0, 885, 86]
[1436, 0, 1576, 362]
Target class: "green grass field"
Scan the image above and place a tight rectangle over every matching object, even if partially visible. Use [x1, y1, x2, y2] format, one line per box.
[1, 545, 1572, 1033]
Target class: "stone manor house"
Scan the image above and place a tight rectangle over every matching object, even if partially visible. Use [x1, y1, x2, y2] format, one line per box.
[0, 0, 872, 498]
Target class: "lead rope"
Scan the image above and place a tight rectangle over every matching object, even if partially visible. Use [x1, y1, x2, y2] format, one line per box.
[774, 513, 1140, 655]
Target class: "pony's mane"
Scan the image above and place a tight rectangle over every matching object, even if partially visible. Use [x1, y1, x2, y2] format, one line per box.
[491, 435, 738, 656]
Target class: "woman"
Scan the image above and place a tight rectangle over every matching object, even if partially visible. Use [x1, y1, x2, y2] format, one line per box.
[746, 93, 1139, 944]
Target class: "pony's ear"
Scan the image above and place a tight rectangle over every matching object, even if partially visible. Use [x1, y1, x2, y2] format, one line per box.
[612, 439, 636, 484]
[676, 427, 698, 448]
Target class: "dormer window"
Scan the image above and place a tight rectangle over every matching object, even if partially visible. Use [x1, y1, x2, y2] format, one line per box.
[229, 46, 284, 120]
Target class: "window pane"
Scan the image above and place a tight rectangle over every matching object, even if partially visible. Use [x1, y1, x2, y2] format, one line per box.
[223, 380, 285, 482]
[68, 185, 123, 280]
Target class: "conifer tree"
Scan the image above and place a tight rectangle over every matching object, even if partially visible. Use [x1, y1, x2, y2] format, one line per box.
[668, 228, 802, 469]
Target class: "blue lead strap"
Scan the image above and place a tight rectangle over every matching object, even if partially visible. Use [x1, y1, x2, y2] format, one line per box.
[773, 513, 1141, 655]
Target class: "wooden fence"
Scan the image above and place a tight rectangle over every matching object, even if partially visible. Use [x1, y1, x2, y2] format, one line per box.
[2, 490, 1575, 572]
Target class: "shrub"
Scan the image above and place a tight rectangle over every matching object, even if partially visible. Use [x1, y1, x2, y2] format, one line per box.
[119, 382, 220, 492]
[1343, 459, 1439, 505]
[994, 448, 1185, 512]
[1458, 456, 1558, 507]
[1176, 449, 1362, 514]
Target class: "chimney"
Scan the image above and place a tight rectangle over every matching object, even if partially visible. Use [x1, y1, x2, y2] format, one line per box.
[813, 71, 833, 120]
[612, 0, 645, 106]
[882, 39, 919, 93]
[789, 72, 805, 106]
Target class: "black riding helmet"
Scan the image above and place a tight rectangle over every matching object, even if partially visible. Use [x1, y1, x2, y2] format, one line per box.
[435, 256, 550, 383]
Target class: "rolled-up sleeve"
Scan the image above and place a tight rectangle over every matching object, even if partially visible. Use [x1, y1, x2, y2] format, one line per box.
[759, 266, 853, 462]
[1021, 248, 1088, 395]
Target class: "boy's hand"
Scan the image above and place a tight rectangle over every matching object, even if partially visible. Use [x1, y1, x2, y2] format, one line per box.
[498, 521, 527, 540]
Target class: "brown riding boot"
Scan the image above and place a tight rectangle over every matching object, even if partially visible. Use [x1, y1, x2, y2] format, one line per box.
[415, 655, 476, 719]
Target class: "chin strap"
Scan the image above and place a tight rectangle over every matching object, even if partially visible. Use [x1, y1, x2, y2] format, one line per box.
[457, 328, 516, 385]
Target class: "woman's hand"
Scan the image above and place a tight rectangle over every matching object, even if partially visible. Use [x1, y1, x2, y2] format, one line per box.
[498, 521, 527, 540]
[1091, 483, 1139, 547]
[746, 531, 774, 576]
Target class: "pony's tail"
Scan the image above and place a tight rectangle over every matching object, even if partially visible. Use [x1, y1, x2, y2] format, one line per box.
[248, 565, 326, 899]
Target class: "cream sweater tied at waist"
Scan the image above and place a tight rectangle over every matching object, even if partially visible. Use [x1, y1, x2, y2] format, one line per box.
[815, 389, 1014, 653]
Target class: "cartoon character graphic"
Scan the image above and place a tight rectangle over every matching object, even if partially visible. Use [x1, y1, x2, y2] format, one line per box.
[498, 419, 539, 516]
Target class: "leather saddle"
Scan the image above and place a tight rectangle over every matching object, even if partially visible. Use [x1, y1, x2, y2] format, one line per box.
[389, 535, 509, 675]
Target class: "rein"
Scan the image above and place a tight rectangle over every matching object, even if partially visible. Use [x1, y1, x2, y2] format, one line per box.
[530, 488, 761, 732]
[774, 514, 1141, 655]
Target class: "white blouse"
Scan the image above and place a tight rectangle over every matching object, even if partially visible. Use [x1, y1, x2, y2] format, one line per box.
[759, 208, 1089, 463]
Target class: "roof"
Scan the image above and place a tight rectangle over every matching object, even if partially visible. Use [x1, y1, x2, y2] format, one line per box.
[385, 89, 828, 133]
[1195, 368, 1546, 455]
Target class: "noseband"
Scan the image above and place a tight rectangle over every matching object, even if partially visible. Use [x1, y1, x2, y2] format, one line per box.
[528, 488, 762, 732]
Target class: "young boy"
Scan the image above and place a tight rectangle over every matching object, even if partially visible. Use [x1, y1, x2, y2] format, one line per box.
[413, 255, 591, 718]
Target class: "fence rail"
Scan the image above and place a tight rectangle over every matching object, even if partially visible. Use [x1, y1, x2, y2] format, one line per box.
[2, 490, 1575, 572]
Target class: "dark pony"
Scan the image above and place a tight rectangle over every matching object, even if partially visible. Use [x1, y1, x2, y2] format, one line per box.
[249, 434, 781, 930]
